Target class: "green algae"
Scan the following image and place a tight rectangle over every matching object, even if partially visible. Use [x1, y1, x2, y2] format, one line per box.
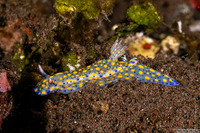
[12, 43, 29, 72]
[62, 52, 79, 70]
[55, 0, 115, 20]
[127, 2, 161, 31]
[87, 48, 98, 59]
[116, 24, 138, 37]
[12, 42, 42, 72]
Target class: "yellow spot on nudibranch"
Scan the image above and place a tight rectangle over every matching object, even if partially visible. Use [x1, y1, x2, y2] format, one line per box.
[100, 70, 104, 73]
[104, 64, 108, 68]
[99, 83, 104, 86]
[156, 73, 161, 76]
[63, 75, 67, 78]
[147, 72, 149, 75]
[41, 91, 46, 95]
[99, 81, 103, 83]
[50, 87, 54, 91]
[72, 84, 76, 86]
[91, 73, 96, 75]
[152, 74, 155, 77]
[67, 87, 71, 90]
[145, 76, 150, 80]
[125, 77, 129, 80]
[98, 60, 102, 63]
[163, 79, 167, 82]
[107, 70, 112, 73]
[124, 73, 128, 76]
[125, 68, 128, 71]
[76, 74, 79, 77]
[131, 69, 135, 72]
[95, 67, 100, 71]
[83, 70, 87, 73]
[60, 77, 63, 80]
[73, 71, 77, 74]
[107, 59, 111, 62]
[66, 79, 71, 82]
[67, 73, 71, 76]
[139, 71, 143, 75]
[111, 62, 115, 66]
[43, 80, 47, 83]
[104, 74, 108, 78]
[138, 65, 144, 69]
[117, 75, 123, 78]
[55, 72, 63, 75]
[108, 81, 112, 83]
[150, 69, 155, 72]
[90, 68, 94, 71]
[79, 83, 83, 87]
[42, 84, 45, 87]
[169, 79, 172, 82]
[155, 79, 158, 82]
[130, 74, 134, 77]
[50, 76, 53, 78]
[118, 67, 122, 70]
[58, 82, 63, 85]
[120, 70, 123, 72]
[165, 74, 169, 77]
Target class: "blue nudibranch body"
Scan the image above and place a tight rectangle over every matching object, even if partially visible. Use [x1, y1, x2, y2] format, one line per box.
[34, 38, 179, 95]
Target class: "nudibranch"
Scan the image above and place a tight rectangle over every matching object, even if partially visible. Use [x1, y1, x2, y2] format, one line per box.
[34, 38, 179, 95]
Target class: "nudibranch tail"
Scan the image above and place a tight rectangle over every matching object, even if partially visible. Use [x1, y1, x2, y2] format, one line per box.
[115, 63, 179, 86]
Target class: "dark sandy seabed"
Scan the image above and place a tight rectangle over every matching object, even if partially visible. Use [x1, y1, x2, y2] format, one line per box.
[0, 0, 200, 132]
